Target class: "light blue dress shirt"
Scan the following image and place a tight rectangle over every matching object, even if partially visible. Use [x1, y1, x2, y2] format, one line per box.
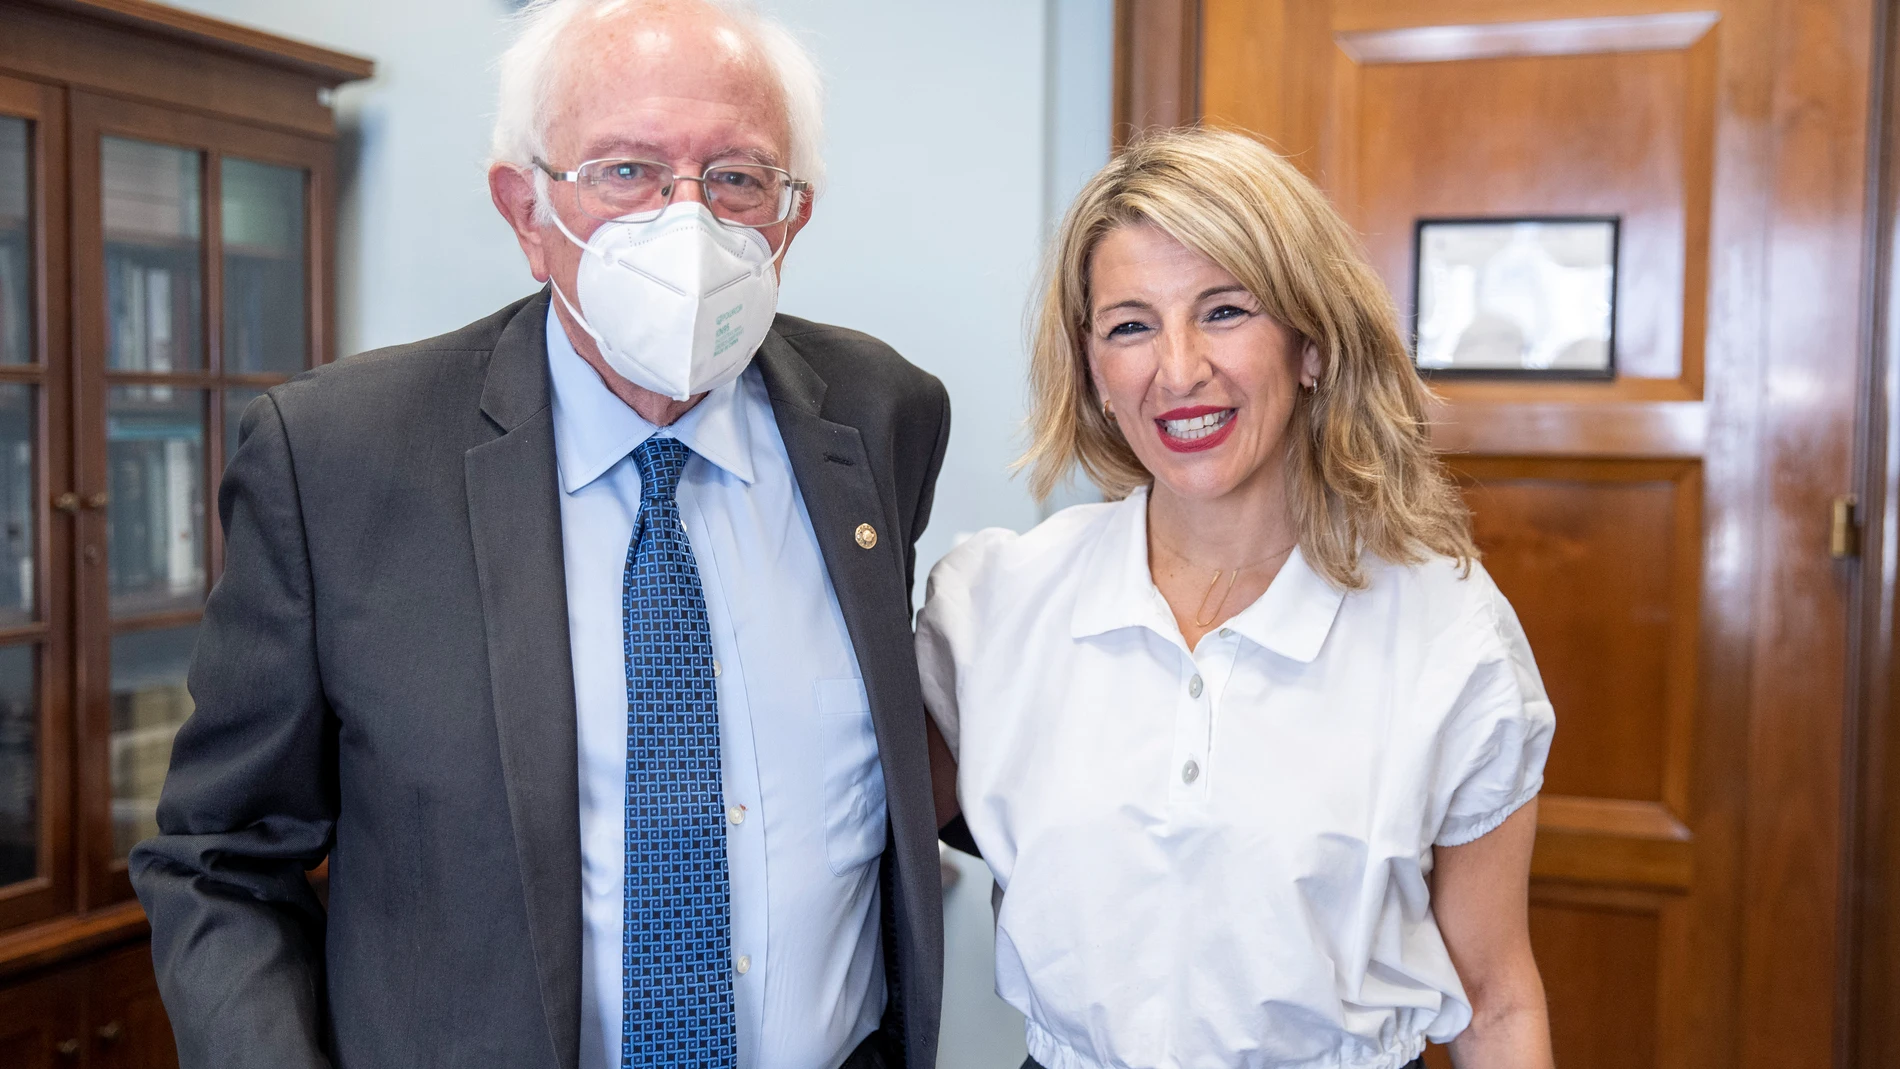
[547, 310, 888, 1069]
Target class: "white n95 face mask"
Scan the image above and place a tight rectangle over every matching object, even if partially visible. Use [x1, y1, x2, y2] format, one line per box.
[548, 201, 780, 401]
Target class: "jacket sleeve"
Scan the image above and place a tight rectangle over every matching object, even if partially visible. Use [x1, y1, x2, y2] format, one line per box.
[128, 392, 335, 1069]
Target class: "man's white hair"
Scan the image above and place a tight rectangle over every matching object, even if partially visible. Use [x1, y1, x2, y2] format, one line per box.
[490, 0, 825, 223]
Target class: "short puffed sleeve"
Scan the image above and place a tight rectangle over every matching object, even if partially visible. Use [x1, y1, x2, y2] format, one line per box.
[1432, 574, 1557, 847]
[915, 528, 1014, 758]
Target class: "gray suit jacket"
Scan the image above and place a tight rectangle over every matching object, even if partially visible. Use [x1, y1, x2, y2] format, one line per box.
[129, 290, 951, 1069]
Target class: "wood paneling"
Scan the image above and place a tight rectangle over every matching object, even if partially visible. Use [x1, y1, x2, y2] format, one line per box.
[1354, 39, 1713, 388]
[88, 942, 175, 1069]
[1457, 459, 1698, 806]
[1738, 0, 1872, 1063]
[0, 964, 79, 1068]
[1531, 897, 1663, 1069]
[1114, 0, 1202, 143]
[19, 0, 372, 82]
[1852, 1, 1900, 1062]
[1533, 796, 1693, 889]
[0, 1, 369, 140]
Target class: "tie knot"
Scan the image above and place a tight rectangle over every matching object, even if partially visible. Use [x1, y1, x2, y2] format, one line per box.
[632, 436, 693, 505]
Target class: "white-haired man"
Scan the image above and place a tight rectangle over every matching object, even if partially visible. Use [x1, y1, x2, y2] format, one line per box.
[129, 2, 951, 1067]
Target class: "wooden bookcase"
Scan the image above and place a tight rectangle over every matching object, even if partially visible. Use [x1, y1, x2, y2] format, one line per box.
[0, 1, 369, 1063]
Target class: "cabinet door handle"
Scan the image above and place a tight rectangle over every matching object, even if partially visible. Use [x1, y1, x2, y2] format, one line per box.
[55, 1037, 80, 1057]
[52, 492, 78, 513]
[83, 491, 109, 510]
[96, 1019, 123, 1043]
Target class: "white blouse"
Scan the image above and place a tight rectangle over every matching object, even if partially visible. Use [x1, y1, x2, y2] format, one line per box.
[916, 489, 1554, 1069]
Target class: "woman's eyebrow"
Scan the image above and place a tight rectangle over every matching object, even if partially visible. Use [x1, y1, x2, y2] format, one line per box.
[1092, 298, 1153, 319]
[1198, 284, 1251, 301]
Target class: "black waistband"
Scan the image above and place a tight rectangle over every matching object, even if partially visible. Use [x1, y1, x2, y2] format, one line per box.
[1022, 1058, 1427, 1069]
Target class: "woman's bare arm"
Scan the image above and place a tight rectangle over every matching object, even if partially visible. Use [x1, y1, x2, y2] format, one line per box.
[1433, 799, 1554, 1069]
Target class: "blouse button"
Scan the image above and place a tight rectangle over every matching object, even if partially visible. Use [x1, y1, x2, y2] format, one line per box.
[1219, 627, 1233, 638]
[1188, 674, 1204, 698]
[1182, 759, 1200, 784]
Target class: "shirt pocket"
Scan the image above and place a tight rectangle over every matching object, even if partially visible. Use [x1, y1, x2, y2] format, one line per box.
[816, 677, 887, 876]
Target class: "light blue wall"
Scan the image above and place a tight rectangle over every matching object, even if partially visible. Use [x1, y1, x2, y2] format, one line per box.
[159, 0, 1110, 588]
[153, 1, 1113, 1065]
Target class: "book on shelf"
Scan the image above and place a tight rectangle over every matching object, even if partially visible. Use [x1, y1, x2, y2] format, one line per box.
[107, 255, 187, 372]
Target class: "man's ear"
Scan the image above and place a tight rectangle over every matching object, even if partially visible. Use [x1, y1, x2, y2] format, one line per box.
[489, 163, 552, 282]
[788, 187, 815, 239]
[768, 191, 816, 280]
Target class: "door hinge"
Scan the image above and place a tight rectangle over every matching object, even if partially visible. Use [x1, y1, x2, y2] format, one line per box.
[1832, 495, 1861, 559]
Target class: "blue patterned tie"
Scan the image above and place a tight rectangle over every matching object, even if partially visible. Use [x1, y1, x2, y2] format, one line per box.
[621, 436, 736, 1069]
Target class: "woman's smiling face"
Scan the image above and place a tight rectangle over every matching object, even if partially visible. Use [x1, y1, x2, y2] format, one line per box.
[1085, 222, 1318, 504]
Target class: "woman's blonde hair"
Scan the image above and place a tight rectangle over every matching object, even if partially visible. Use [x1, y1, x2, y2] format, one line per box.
[1022, 126, 1475, 590]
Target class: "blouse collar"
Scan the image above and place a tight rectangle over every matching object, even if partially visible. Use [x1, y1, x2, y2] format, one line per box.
[1070, 486, 1345, 663]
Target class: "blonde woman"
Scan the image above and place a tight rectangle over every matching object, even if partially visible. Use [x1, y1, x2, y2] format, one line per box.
[917, 127, 1557, 1069]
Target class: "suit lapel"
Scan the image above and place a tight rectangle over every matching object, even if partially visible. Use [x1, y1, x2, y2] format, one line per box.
[754, 330, 939, 1053]
[464, 290, 583, 1069]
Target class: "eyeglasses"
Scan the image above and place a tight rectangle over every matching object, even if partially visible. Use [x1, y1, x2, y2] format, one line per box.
[533, 156, 809, 229]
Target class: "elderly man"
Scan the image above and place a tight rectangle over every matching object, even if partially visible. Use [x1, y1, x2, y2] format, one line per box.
[128, 1, 950, 1067]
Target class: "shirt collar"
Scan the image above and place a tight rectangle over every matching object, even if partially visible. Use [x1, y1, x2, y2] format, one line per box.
[1221, 544, 1345, 663]
[1069, 484, 1346, 663]
[545, 305, 756, 494]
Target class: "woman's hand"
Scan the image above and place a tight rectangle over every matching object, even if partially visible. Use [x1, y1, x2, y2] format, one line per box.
[926, 717, 960, 831]
[1432, 799, 1555, 1069]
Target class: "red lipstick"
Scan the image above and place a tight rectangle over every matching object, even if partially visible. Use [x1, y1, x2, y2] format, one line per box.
[1154, 406, 1238, 454]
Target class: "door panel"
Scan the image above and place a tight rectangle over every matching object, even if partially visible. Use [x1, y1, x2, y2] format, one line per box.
[0, 966, 81, 1069]
[88, 942, 178, 1069]
[1186, 1, 1871, 1066]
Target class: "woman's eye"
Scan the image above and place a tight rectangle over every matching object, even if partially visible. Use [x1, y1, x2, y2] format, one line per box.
[1105, 321, 1150, 339]
[1206, 304, 1249, 323]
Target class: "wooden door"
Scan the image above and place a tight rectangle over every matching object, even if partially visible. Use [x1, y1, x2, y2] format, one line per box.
[0, 70, 73, 937]
[65, 90, 334, 910]
[1146, 1, 1876, 1067]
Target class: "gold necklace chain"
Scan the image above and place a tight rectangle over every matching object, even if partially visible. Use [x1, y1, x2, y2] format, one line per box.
[1161, 538, 1300, 630]
[1193, 567, 1243, 629]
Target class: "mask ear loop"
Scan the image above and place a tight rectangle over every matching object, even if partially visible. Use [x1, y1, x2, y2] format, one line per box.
[541, 209, 619, 357]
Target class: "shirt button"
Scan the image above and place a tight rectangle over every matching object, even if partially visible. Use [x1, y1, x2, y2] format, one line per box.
[726, 805, 745, 826]
[735, 954, 751, 976]
[712, 659, 722, 678]
[1219, 628, 1233, 638]
[1188, 674, 1204, 698]
[1182, 759, 1201, 784]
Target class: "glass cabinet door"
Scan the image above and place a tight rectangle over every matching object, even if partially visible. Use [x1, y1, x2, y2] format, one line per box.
[0, 121, 35, 893]
[72, 92, 328, 905]
[0, 74, 71, 934]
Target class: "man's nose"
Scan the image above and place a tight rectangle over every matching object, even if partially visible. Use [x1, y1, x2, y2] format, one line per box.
[664, 175, 712, 207]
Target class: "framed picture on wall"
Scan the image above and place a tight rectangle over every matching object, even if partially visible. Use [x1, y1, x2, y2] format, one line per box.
[1410, 216, 1619, 379]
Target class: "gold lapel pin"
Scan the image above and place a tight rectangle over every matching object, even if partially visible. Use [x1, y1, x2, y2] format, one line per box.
[855, 523, 878, 550]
